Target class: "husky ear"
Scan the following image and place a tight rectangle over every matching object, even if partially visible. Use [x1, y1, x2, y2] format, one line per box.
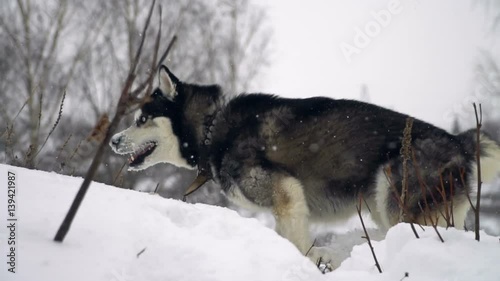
[159, 65, 179, 99]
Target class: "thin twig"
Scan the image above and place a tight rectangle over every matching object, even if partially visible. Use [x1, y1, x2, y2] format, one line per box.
[37, 91, 43, 138]
[112, 161, 128, 186]
[443, 172, 455, 227]
[449, 172, 455, 227]
[362, 196, 372, 213]
[461, 167, 476, 213]
[410, 223, 420, 239]
[128, 0, 155, 78]
[5, 125, 15, 163]
[430, 216, 445, 243]
[412, 149, 440, 239]
[400, 272, 409, 281]
[419, 172, 448, 242]
[51, 133, 72, 171]
[436, 173, 452, 228]
[24, 144, 35, 166]
[136, 247, 146, 258]
[145, 5, 163, 97]
[126, 5, 166, 114]
[34, 90, 66, 163]
[384, 166, 419, 238]
[304, 238, 317, 257]
[357, 193, 382, 273]
[416, 222, 425, 231]
[67, 139, 83, 163]
[153, 182, 161, 194]
[418, 203, 428, 226]
[473, 103, 482, 241]
[12, 97, 30, 124]
[427, 180, 447, 222]
[129, 35, 178, 98]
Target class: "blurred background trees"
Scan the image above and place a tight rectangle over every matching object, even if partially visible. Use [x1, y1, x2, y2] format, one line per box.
[0, 0, 272, 205]
[470, 0, 500, 140]
[467, 0, 500, 235]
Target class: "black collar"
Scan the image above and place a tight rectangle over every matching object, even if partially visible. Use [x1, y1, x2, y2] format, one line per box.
[197, 104, 223, 178]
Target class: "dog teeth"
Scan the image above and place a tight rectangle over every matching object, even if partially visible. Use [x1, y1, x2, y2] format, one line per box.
[126, 142, 156, 165]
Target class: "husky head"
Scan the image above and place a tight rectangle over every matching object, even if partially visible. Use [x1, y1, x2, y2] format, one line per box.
[110, 66, 221, 171]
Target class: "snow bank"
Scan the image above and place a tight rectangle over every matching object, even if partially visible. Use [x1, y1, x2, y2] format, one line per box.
[333, 224, 500, 281]
[0, 164, 321, 281]
[0, 164, 499, 281]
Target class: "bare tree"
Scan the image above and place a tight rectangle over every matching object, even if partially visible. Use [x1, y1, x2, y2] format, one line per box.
[474, 1, 500, 140]
[1, 0, 272, 206]
[459, 0, 500, 235]
[474, 52, 500, 140]
[0, 0, 107, 167]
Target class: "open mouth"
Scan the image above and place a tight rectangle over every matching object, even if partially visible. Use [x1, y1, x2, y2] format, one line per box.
[128, 142, 157, 167]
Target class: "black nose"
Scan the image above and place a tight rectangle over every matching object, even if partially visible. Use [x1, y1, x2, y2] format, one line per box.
[111, 135, 123, 147]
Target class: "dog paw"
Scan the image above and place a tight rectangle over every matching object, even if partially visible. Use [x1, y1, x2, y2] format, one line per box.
[306, 246, 336, 273]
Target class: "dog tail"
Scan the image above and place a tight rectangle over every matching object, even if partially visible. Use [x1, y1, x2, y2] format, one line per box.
[458, 129, 500, 183]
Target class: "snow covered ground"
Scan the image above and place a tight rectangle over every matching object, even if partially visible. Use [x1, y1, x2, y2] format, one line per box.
[1, 163, 499, 281]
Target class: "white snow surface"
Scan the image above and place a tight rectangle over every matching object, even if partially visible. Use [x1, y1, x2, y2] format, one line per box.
[1, 164, 499, 281]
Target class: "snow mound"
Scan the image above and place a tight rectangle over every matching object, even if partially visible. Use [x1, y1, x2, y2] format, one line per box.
[1, 164, 499, 281]
[333, 224, 500, 281]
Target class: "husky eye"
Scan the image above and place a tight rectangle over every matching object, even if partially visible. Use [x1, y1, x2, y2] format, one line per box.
[137, 115, 148, 126]
[152, 89, 162, 98]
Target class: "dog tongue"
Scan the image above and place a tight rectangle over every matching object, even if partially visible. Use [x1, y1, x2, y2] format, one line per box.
[183, 174, 209, 199]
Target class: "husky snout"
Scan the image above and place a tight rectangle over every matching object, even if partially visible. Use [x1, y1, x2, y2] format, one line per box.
[110, 134, 124, 152]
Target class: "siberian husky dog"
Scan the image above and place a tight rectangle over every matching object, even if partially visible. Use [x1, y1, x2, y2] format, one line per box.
[110, 66, 500, 264]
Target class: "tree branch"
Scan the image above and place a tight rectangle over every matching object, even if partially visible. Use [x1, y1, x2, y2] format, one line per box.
[54, 0, 165, 242]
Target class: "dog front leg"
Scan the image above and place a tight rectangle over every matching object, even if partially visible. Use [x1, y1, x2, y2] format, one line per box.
[272, 176, 311, 254]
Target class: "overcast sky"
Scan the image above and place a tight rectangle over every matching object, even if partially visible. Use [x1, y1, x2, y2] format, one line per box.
[251, 0, 495, 130]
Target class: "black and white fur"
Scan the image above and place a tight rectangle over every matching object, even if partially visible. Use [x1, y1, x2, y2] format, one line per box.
[111, 66, 500, 264]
